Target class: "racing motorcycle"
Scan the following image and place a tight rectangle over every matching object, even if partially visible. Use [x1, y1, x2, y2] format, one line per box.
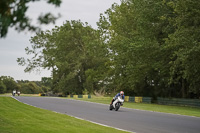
[109, 96, 124, 111]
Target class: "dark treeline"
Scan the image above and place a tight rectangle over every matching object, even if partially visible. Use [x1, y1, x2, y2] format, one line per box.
[17, 0, 200, 99]
[0, 76, 52, 94]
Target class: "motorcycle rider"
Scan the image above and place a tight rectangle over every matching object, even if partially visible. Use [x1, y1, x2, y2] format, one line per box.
[110, 91, 125, 105]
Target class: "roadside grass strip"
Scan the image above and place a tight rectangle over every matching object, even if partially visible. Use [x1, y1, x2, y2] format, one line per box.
[0, 97, 130, 133]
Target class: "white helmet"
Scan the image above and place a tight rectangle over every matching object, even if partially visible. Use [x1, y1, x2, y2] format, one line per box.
[120, 91, 124, 96]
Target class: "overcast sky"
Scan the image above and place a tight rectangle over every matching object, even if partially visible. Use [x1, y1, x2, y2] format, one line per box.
[0, 0, 121, 81]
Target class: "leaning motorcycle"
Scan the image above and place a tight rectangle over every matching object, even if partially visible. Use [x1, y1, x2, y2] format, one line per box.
[109, 96, 124, 111]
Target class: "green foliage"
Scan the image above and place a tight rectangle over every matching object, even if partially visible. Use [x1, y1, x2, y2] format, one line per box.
[17, 0, 200, 98]
[0, 76, 18, 93]
[0, 81, 6, 94]
[97, 0, 200, 98]
[82, 88, 88, 95]
[20, 82, 43, 94]
[41, 85, 50, 93]
[0, 0, 61, 38]
[0, 76, 52, 94]
[164, 0, 200, 98]
[18, 20, 109, 95]
[41, 77, 52, 88]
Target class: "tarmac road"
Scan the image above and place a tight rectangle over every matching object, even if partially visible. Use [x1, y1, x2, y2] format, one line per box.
[14, 96, 200, 133]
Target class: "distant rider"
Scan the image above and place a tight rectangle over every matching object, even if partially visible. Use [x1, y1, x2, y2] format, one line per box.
[12, 89, 16, 96]
[110, 91, 125, 105]
[17, 91, 20, 96]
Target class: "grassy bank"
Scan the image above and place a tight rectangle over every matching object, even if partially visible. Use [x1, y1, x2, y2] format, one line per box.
[0, 93, 40, 97]
[0, 97, 128, 133]
[68, 96, 200, 117]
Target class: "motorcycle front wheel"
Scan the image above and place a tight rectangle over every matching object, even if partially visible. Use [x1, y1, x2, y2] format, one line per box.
[115, 103, 120, 111]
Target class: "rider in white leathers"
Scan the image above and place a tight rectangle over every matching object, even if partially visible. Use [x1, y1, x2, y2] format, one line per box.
[110, 91, 125, 105]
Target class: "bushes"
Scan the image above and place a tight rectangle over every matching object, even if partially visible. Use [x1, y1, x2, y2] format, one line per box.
[20, 82, 44, 94]
[0, 81, 6, 94]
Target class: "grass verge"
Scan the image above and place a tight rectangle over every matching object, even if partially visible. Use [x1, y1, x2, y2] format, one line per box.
[68, 96, 200, 117]
[0, 97, 128, 133]
[0, 93, 39, 97]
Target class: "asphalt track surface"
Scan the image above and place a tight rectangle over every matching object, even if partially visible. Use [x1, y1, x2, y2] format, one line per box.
[14, 96, 200, 133]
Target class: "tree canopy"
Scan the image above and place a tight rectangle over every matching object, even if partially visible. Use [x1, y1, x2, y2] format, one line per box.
[0, 0, 61, 38]
[0, 76, 52, 94]
[18, 0, 200, 98]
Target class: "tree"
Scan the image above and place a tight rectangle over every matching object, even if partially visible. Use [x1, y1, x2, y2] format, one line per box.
[41, 85, 50, 93]
[41, 77, 52, 88]
[17, 0, 200, 98]
[99, 0, 200, 98]
[97, 1, 137, 95]
[18, 20, 108, 95]
[164, 0, 200, 98]
[0, 0, 61, 38]
[20, 82, 42, 94]
[97, 0, 171, 96]
[0, 76, 18, 93]
[0, 81, 6, 94]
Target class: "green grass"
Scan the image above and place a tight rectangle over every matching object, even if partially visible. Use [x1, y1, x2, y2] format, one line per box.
[0, 93, 40, 97]
[0, 97, 128, 133]
[68, 96, 200, 117]
[123, 102, 200, 117]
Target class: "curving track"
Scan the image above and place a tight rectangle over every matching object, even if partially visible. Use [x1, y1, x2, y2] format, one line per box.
[14, 96, 200, 133]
